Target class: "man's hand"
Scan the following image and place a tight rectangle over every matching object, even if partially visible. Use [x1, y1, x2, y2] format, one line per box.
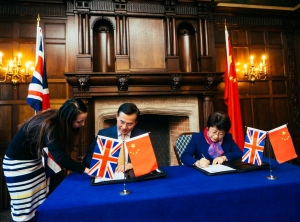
[115, 163, 133, 172]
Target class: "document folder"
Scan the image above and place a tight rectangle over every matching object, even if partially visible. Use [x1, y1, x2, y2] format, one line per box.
[193, 159, 269, 175]
[90, 168, 166, 185]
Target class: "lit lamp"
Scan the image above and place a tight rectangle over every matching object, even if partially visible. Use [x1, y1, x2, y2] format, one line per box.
[243, 55, 268, 82]
[0, 52, 33, 87]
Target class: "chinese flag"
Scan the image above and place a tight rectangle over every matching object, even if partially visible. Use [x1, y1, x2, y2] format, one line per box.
[125, 133, 158, 177]
[268, 124, 297, 163]
[224, 25, 244, 150]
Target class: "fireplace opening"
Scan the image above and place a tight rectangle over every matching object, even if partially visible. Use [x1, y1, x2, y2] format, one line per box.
[103, 114, 190, 167]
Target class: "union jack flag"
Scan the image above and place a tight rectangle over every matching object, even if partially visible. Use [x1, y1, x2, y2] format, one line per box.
[42, 147, 61, 179]
[242, 127, 267, 165]
[26, 26, 50, 112]
[88, 135, 122, 178]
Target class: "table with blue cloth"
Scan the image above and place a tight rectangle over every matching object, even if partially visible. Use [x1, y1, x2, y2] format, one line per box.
[36, 159, 300, 222]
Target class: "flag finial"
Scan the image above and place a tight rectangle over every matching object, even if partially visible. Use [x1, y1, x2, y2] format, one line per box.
[37, 14, 40, 27]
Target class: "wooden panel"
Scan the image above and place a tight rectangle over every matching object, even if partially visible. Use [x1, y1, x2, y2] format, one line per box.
[0, 105, 12, 146]
[268, 31, 283, 45]
[273, 80, 287, 94]
[48, 82, 67, 99]
[232, 30, 248, 45]
[249, 31, 266, 45]
[19, 42, 36, 68]
[251, 81, 269, 95]
[269, 47, 285, 77]
[254, 98, 272, 130]
[233, 47, 249, 78]
[19, 22, 36, 38]
[214, 46, 225, 73]
[0, 22, 13, 38]
[240, 98, 253, 128]
[0, 84, 13, 100]
[17, 104, 35, 125]
[214, 28, 225, 44]
[44, 23, 66, 39]
[0, 42, 14, 64]
[18, 83, 31, 100]
[45, 44, 66, 77]
[273, 98, 289, 126]
[128, 18, 165, 70]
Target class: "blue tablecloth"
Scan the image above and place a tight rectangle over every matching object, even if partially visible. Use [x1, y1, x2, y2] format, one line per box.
[36, 159, 300, 222]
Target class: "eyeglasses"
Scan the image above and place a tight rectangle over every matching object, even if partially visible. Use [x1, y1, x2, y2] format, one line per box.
[208, 129, 225, 137]
[118, 119, 135, 127]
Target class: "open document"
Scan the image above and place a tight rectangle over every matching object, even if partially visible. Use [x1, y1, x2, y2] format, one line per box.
[193, 158, 269, 175]
[194, 164, 236, 175]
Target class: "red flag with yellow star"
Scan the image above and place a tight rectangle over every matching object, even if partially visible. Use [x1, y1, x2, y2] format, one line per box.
[125, 133, 158, 177]
[224, 25, 244, 150]
[268, 124, 297, 163]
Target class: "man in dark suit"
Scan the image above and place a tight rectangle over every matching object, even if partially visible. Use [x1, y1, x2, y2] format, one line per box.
[83, 103, 145, 172]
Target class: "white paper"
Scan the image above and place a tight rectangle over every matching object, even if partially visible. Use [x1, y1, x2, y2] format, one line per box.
[197, 164, 236, 174]
[94, 172, 125, 183]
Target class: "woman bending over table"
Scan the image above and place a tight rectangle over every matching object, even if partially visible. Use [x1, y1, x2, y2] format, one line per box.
[3, 98, 91, 222]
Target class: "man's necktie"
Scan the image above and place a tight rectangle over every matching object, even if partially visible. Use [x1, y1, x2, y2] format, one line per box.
[118, 134, 125, 166]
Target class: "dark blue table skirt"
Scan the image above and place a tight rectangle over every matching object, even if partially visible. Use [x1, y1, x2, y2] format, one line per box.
[36, 159, 300, 222]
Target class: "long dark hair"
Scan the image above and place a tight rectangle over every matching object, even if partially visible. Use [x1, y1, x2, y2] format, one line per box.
[21, 98, 87, 158]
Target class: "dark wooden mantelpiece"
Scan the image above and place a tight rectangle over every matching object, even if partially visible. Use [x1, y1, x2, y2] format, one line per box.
[64, 72, 224, 97]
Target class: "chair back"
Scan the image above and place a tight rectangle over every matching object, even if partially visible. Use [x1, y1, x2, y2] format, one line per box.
[174, 132, 195, 165]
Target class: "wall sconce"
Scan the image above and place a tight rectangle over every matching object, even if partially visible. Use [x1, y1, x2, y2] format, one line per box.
[243, 55, 268, 82]
[0, 52, 33, 87]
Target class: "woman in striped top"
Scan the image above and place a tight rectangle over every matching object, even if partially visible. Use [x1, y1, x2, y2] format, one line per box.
[3, 98, 91, 222]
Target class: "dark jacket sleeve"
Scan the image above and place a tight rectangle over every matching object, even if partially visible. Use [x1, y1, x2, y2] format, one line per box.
[46, 130, 86, 174]
[82, 134, 98, 168]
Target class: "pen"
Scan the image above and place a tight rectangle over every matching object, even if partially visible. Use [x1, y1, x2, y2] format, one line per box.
[202, 154, 206, 159]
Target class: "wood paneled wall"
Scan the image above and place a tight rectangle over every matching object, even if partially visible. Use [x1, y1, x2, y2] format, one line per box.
[213, 16, 300, 164]
[0, 0, 300, 209]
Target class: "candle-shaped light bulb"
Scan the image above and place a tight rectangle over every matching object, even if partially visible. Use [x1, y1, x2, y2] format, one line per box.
[9, 60, 13, 72]
[0, 52, 2, 64]
[262, 55, 266, 65]
[250, 55, 254, 65]
[18, 53, 21, 65]
[26, 62, 29, 74]
[259, 63, 262, 72]
[244, 64, 247, 73]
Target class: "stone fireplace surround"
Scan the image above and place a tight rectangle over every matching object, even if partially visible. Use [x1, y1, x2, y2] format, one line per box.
[95, 95, 200, 166]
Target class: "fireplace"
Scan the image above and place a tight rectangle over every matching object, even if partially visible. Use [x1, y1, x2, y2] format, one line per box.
[94, 95, 199, 166]
[65, 72, 224, 166]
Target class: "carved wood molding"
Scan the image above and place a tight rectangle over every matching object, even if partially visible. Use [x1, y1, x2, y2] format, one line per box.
[64, 72, 224, 97]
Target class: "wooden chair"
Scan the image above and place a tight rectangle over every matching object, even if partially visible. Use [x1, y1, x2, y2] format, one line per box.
[173, 132, 196, 165]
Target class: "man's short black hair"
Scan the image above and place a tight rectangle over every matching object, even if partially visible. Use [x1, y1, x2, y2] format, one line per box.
[117, 103, 140, 121]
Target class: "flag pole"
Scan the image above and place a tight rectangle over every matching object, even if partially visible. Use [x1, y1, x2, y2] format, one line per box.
[119, 138, 131, 195]
[266, 132, 277, 180]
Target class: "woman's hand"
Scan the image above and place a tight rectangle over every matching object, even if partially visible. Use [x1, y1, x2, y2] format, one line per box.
[84, 167, 90, 174]
[115, 163, 133, 173]
[195, 157, 210, 168]
[212, 156, 227, 165]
